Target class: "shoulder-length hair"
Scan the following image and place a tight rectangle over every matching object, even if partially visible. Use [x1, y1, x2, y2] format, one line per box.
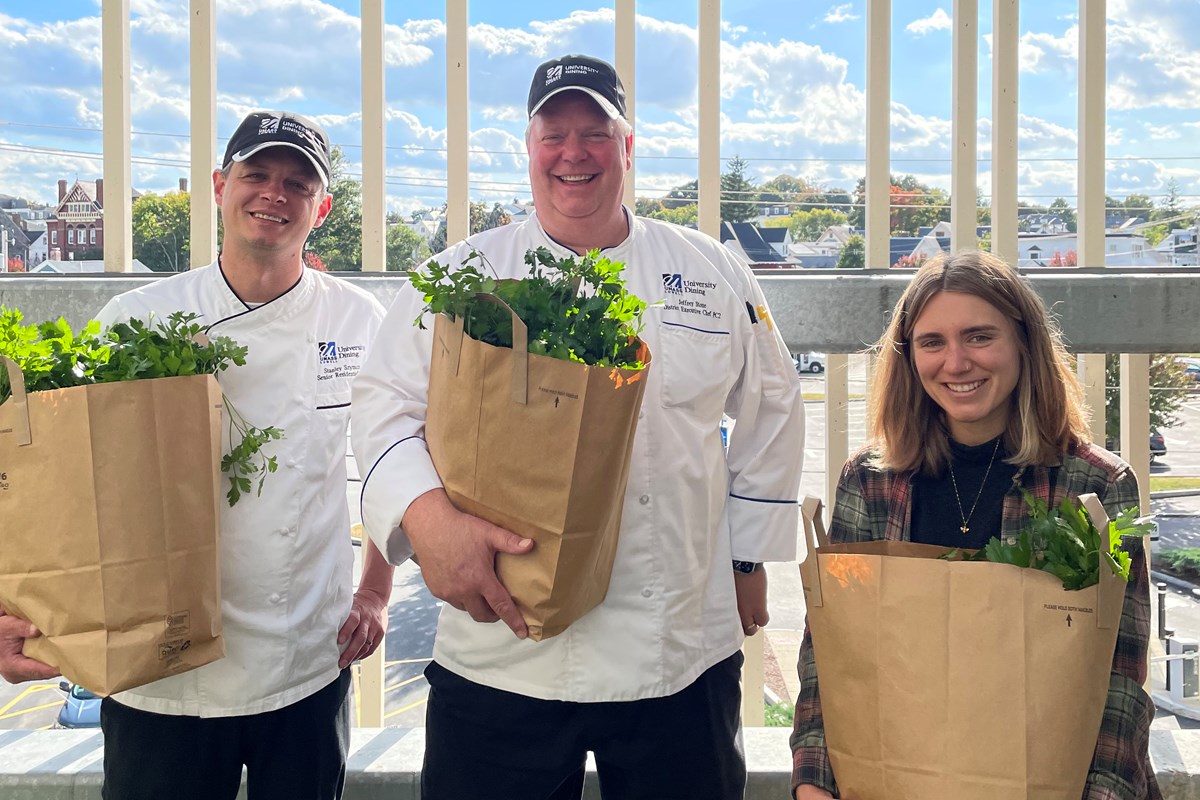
[867, 250, 1090, 474]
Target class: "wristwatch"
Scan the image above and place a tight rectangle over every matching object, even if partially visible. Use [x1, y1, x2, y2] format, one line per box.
[732, 560, 762, 574]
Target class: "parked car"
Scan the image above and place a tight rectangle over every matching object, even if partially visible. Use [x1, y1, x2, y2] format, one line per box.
[54, 681, 101, 729]
[792, 352, 826, 374]
[1106, 431, 1167, 463]
[1183, 363, 1200, 383]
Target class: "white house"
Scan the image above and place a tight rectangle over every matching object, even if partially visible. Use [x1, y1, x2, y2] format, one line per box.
[1154, 227, 1198, 267]
[26, 230, 47, 267]
[813, 224, 854, 257]
[1017, 233, 1167, 267]
[30, 259, 153, 274]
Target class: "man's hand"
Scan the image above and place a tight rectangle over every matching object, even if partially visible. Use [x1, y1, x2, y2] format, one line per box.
[794, 785, 834, 799]
[403, 489, 534, 639]
[734, 567, 769, 636]
[338, 539, 394, 668]
[0, 607, 59, 684]
[338, 587, 389, 669]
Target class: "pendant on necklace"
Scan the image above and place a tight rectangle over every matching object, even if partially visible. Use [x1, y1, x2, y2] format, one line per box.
[960, 524, 970, 534]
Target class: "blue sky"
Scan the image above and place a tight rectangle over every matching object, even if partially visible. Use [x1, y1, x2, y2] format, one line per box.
[1, 0, 1197, 217]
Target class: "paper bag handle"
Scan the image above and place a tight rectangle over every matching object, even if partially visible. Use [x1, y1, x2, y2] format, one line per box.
[798, 495, 827, 609]
[440, 293, 530, 406]
[0, 357, 32, 447]
[1079, 492, 1123, 631]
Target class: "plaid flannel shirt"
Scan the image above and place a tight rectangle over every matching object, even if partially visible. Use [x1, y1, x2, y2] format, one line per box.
[791, 441, 1161, 799]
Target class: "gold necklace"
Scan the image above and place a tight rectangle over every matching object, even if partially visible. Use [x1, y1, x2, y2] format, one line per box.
[947, 437, 1001, 535]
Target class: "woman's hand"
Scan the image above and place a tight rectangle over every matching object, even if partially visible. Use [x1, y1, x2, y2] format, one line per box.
[794, 785, 835, 800]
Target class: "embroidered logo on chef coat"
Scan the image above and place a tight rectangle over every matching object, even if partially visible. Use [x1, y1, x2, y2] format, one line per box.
[661, 274, 721, 320]
[317, 341, 368, 381]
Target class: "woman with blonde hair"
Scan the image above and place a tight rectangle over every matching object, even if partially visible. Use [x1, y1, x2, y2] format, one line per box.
[790, 250, 1158, 799]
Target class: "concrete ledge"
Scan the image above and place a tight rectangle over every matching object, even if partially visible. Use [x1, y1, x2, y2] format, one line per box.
[1, 727, 1197, 798]
[4, 268, 1200, 354]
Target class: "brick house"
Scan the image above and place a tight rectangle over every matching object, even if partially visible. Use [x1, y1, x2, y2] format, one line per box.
[46, 178, 141, 261]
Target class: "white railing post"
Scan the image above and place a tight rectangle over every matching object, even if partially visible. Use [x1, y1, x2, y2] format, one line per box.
[361, 0, 387, 275]
[189, 0, 217, 268]
[101, 0, 132, 273]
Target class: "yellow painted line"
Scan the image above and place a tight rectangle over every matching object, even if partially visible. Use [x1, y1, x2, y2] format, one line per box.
[0, 683, 59, 716]
[0, 700, 63, 720]
[383, 674, 426, 693]
[383, 694, 428, 720]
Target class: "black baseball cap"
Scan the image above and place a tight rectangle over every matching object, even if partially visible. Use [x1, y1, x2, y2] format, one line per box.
[222, 111, 332, 189]
[527, 54, 627, 120]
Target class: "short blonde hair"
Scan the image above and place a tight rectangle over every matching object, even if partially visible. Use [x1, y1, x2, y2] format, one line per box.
[868, 250, 1090, 474]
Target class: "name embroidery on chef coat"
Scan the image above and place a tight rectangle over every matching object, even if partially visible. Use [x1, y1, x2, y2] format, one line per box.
[317, 340, 368, 381]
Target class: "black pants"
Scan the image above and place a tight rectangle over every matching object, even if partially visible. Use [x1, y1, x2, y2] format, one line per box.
[100, 669, 351, 800]
[422, 651, 746, 800]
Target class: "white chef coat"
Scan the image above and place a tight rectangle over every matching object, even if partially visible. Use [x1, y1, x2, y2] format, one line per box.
[95, 261, 384, 717]
[353, 210, 804, 702]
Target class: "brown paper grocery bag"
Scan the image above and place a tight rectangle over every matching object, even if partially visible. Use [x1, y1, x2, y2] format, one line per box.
[799, 495, 1124, 800]
[0, 357, 225, 695]
[425, 294, 650, 640]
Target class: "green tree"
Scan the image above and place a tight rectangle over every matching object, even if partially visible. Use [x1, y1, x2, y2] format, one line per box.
[1153, 178, 1183, 222]
[1105, 354, 1192, 445]
[1123, 193, 1154, 221]
[306, 148, 363, 271]
[1049, 198, 1077, 233]
[132, 191, 190, 272]
[635, 197, 664, 217]
[648, 203, 698, 227]
[1143, 225, 1170, 247]
[787, 208, 848, 242]
[385, 224, 432, 272]
[429, 201, 513, 254]
[759, 174, 811, 201]
[662, 179, 699, 209]
[836, 233, 865, 269]
[720, 155, 758, 223]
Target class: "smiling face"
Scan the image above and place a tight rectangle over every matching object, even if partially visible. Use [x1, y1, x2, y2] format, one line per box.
[526, 92, 632, 251]
[213, 148, 331, 261]
[910, 290, 1023, 445]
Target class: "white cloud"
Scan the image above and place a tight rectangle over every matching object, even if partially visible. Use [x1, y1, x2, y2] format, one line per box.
[823, 4, 859, 24]
[721, 20, 749, 40]
[905, 9, 952, 37]
[1017, 27, 1076, 74]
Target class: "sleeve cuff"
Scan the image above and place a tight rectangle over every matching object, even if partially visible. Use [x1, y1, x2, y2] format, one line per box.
[728, 492, 799, 563]
[359, 437, 443, 565]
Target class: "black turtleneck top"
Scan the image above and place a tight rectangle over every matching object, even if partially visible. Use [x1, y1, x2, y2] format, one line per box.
[910, 436, 1019, 550]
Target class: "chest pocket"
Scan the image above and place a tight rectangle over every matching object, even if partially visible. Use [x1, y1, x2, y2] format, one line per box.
[655, 322, 731, 416]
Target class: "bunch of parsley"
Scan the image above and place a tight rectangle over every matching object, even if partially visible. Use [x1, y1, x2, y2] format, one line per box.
[0, 307, 282, 506]
[943, 490, 1154, 589]
[409, 247, 648, 370]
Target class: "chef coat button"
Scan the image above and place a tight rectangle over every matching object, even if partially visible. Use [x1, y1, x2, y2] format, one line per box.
[641, 588, 653, 598]
[639, 494, 650, 505]
[277, 527, 290, 536]
[269, 593, 282, 604]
